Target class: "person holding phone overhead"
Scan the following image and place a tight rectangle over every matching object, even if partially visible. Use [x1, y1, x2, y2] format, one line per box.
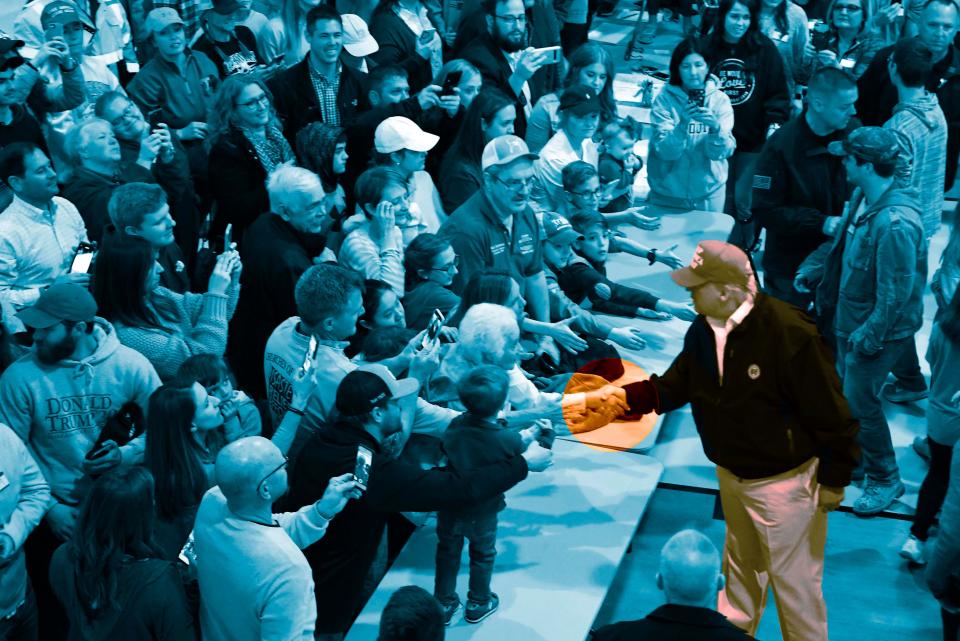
[647, 37, 737, 213]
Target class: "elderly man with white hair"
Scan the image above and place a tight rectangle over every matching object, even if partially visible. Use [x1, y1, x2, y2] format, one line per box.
[193, 436, 360, 641]
[427, 302, 628, 430]
[591, 529, 754, 640]
[228, 164, 333, 399]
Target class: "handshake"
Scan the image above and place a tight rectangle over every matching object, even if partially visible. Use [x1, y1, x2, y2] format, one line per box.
[563, 385, 631, 434]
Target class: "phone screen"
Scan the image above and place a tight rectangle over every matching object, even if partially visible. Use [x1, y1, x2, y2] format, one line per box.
[420, 309, 444, 350]
[354, 445, 373, 491]
[303, 335, 319, 372]
[688, 89, 705, 107]
[44, 23, 64, 41]
[71, 243, 96, 274]
[224, 223, 233, 250]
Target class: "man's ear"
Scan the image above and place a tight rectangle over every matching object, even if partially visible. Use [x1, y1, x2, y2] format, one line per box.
[655, 572, 664, 592]
[485, 14, 495, 34]
[368, 89, 380, 107]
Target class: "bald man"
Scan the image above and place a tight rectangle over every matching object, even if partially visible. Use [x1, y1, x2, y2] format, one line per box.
[591, 529, 754, 640]
[193, 437, 361, 641]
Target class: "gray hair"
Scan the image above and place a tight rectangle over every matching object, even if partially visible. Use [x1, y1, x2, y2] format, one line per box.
[64, 117, 113, 167]
[267, 163, 322, 213]
[459, 303, 519, 365]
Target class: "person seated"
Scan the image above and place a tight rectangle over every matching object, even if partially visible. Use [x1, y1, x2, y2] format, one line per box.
[92, 234, 241, 381]
[49, 468, 197, 640]
[339, 166, 409, 295]
[590, 529, 754, 640]
[347, 279, 408, 358]
[378, 585, 445, 641]
[360, 326, 419, 364]
[402, 233, 462, 332]
[557, 160, 660, 232]
[206, 75, 295, 247]
[0, 143, 89, 311]
[192, 0, 265, 78]
[177, 353, 263, 442]
[560, 209, 696, 321]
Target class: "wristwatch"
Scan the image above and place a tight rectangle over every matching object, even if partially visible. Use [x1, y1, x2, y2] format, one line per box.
[647, 248, 657, 265]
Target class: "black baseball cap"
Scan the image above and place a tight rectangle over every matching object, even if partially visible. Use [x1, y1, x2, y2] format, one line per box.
[335, 364, 419, 417]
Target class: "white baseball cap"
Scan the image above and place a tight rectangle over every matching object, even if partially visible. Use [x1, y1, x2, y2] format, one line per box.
[374, 117, 439, 154]
[342, 14, 379, 57]
[481, 135, 538, 171]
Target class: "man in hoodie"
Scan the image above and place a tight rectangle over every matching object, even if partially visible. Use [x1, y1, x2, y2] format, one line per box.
[797, 127, 926, 516]
[879, 37, 948, 407]
[752, 67, 857, 311]
[0, 283, 160, 636]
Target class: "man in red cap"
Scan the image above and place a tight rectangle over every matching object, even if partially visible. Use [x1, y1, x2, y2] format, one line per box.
[622, 240, 860, 641]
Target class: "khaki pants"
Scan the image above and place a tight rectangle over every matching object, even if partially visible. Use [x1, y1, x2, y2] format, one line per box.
[716, 457, 829, 641]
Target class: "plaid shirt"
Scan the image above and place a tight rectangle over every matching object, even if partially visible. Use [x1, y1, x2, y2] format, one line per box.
[309, 58, 342, 127]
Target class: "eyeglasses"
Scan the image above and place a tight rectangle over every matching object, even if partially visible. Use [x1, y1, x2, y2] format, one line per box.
[495, 13, 527, 25]
[256, 456, 288, 495]
[834, 4, 862, 11]
[429, 256, 459, 272]
[493, 175, 536, 193]
[570, 188, 601, 199]
[237, 94, 270, 109]
[107, 102, 139, 127]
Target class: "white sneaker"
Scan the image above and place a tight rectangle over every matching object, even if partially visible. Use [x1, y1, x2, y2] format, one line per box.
[899, 534, 926, 565]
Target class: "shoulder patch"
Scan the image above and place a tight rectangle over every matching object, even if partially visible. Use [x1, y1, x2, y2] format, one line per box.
[753, 175, 772, 190]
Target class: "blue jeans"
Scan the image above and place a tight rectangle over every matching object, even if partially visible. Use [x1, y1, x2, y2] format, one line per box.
[836, 336, 912, 485]
[434, 511, 498, 605]
[0, 580, 38, 641]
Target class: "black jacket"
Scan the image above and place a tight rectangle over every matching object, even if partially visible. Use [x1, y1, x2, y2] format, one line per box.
[284, 421, 529, 634]
[701, 35, 791, 153]
[227, 213, 325, 399]
[207, 127, 271, 245]
[856, 42, 960, 189]
[591, 605, 755, 641]
[368, 9, 435, 93]
[558, 255, 659, 316]
[62, 164, 156, 243]
[626, 294, 860, 487]
[459, 32, 546, 139]
[752, 113, 853, 278]
[268, 57, 369, 142]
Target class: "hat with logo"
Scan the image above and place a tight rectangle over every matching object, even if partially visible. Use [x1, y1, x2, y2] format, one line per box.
[670, 240, 753, 288]
[0, 31, 25, 58]
[542, 212, 582, 244]
[569, 209, 608, 234]
[145, 8, 185, 35]
[335, 364, 420, 417]
[40, 1, 86, 30]
[559, 84, 602, 116]
[374, 117, 439, 154]
[16, 283, 98, 329]
[827, 126, 900, 166]
[342, 14, 379, 57]
[480, 135, 539, 171]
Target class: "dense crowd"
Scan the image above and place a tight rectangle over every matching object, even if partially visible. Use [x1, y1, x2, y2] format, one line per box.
[0, 0, 959, 639]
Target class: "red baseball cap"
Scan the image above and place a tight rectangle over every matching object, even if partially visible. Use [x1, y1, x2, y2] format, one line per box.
[670, 240, 752, 288]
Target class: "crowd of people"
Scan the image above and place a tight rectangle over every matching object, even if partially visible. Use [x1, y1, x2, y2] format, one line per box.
[0, 0, 959, 639]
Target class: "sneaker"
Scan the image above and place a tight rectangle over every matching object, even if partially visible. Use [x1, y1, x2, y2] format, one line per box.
[439, 598, 461, 626]
[881, 381, 928, 404]
[900, 534, 927, 565]
[853, 481, 906, 516]
[464, 593, 500, 624]
[912, 436, 931, 462]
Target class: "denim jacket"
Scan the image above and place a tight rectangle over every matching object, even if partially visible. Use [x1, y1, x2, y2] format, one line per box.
[803, 185, 925, 353]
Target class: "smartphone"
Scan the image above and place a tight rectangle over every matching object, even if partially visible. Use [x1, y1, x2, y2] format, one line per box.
[302, 335, 319, 373]
[420, 309, 444, 350]
[354, 445, 373, 491]
[688, 88, 706, 107]
[44, 23, 64, 42]
[70, 242, 96, 274]
[440, 70, 463, 97]
[534, 46, 563, 64]
[640, 67, 670, 82]
[224, 223, 233, 250]
[420, 28, 436, 43]
[147, 107, 164, 127]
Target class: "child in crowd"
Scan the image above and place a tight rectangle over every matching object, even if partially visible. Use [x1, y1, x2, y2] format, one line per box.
[598, 119, 643, 213]
[434, 365, 540, 626]
[560, 209, 697, 320]
[176, 354, 263, 442]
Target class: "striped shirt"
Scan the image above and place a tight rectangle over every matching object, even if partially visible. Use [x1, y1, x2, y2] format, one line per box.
[0, 195, 88, 309]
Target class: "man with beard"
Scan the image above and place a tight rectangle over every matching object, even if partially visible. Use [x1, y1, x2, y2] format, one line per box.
[193, 436, 361, 641]
[0, 283, 160, 637]
[459, 0, 553, 138]
[285, 365, 553, 639]
[0, 143, 89, 311]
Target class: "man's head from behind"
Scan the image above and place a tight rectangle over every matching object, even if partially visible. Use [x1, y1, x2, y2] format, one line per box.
[458, 364, 510, 420]
[806, 67, 857, 133]
[369, 65, 410, 107]
[890, 36, 935, 89]
[656, 529, 724, 608]
[108, 182, 175, 248]
[377, 585, 445, 641]
[295, 263, 366, 341]
[0, 142, 59, 205]
[215, 436, 289, 506]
